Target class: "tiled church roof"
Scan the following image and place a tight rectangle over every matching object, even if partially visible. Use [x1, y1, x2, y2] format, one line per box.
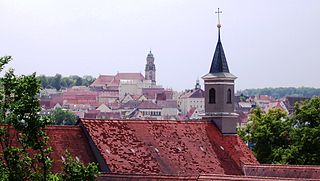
[79, 119, 258, 175]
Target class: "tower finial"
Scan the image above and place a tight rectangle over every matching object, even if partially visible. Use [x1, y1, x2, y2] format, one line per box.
[215, 8, 222, 28]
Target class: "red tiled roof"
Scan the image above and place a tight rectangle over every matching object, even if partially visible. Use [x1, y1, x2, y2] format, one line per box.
[138, 101, 161, 109]
[90, 75, 114, 87]
[46, 126, 97, 172]
[80, 119, 258, 175]
[180, 88, 204, 99]
[97, 173, 304, 181]
[108, 73, 145, 86]
[115, 73, 144, 80]
[0, 126, 96, 173]
[243, 164, 320, 179]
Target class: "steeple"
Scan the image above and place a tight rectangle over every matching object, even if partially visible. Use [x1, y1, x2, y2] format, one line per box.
[209, 27, 230, 73]
[202, 8, 238, 135]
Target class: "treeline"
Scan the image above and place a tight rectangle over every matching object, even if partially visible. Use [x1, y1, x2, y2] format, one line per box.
[238, 87, 320, 99]
[37, 74, 95, 90]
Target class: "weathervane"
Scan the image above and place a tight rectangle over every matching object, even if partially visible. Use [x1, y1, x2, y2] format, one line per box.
[215, 8, 222, 28]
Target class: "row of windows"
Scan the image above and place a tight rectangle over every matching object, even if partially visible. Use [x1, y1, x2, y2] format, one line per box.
[209, 88, 232, 104]
[142, 111, 161, 116]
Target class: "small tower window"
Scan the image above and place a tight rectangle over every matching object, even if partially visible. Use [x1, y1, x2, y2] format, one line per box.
[227, 89, 232, 104]
[209, 88, 216, 104]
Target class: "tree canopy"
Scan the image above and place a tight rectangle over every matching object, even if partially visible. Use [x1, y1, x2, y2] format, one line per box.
[37, 74, 95, 90]
[239, 96, 320, 165]
[50, 108, 78, 125]
[238, 87, 320, 99]
[0, 56, 99, 180]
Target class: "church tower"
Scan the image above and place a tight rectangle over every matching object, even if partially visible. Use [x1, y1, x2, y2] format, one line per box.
[145, 51, 156, 85]
[202, 9, 238, 134]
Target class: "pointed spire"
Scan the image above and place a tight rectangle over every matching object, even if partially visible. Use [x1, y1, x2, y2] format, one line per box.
[209, 8, 230, 74]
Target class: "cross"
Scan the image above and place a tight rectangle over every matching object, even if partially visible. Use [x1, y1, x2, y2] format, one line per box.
[215, 8, 222, 25]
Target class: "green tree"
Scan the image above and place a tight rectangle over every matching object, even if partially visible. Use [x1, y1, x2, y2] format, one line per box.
[0, 56, 53, 180]
[289, 96, 320, 164]
[0, 56, 99, 180]
[239, 108, 291, 163]
[50, 108, 77, 125]
[38, 75, 48, 88]
[52, 74, 62, 90]
[239, 96, 320, 165]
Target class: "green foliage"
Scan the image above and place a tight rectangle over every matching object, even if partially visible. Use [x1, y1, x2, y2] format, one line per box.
[50, 108, 77, 125]
[289, 96, 320, 164]
[62, 151, 100, 181]
[239, 87, 320, 99]
[37, 74, 95, 90]
[0, 56, 99, 180]
[239, 108, 291, 163]
[239, 96, 320, 164]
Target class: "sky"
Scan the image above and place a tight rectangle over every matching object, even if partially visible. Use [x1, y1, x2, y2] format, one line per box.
[0, 0, 320, 91]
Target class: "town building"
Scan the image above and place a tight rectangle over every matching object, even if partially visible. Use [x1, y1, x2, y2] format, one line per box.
[178, 80, 205, 116]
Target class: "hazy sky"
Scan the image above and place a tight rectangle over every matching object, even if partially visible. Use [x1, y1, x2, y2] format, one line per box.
[1, 0, 320, 91]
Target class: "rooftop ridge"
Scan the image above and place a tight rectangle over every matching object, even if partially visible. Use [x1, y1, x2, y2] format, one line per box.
[81, 118, 213, 124]
[45, 125, 81, 130]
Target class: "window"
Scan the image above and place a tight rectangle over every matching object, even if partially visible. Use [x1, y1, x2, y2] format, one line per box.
[209, 88, 216, 104]
[227, 89, 232, 104]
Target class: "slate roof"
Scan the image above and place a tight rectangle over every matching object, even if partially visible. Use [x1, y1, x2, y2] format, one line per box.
[79, 119, 258, 175]
[209, 28, 230, 74]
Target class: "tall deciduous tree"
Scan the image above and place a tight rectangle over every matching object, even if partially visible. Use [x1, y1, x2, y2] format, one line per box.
[0, 56, 99, 180]
[290, 96, 320, 164]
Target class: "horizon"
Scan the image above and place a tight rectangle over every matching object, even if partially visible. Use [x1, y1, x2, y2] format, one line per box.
[1, 0, 320, 91]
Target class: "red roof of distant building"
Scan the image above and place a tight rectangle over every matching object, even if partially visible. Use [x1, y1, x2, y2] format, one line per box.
[137, 101, 161, 109]
[90, 75, 114, 87]
[79, 119, 258, 175]
[157, 100, 177, 108]
[108, 73, 145, 86]
[180, 88, 205, 99]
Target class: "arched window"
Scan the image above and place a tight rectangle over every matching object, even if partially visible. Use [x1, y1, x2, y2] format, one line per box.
[227, 89, 232, 104]
[209, 88, 216, 104]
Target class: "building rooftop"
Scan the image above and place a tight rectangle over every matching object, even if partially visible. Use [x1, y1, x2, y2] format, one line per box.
[79, 119, 258, 175]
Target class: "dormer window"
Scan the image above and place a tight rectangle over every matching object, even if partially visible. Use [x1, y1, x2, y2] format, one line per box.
[227, 89, 232, 104]
[209, 88, 216, 104]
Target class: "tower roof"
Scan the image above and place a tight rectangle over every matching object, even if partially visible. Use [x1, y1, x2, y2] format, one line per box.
[209, 28, 230, 74]
[147, 50, 153, 58]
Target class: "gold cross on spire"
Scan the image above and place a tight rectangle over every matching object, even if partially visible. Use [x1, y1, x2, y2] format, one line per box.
[215, 8, 222, 28]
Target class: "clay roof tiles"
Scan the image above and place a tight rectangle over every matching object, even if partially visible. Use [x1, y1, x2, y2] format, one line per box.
[90, 75, 114, 87]
[79, 119, 258, 175]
